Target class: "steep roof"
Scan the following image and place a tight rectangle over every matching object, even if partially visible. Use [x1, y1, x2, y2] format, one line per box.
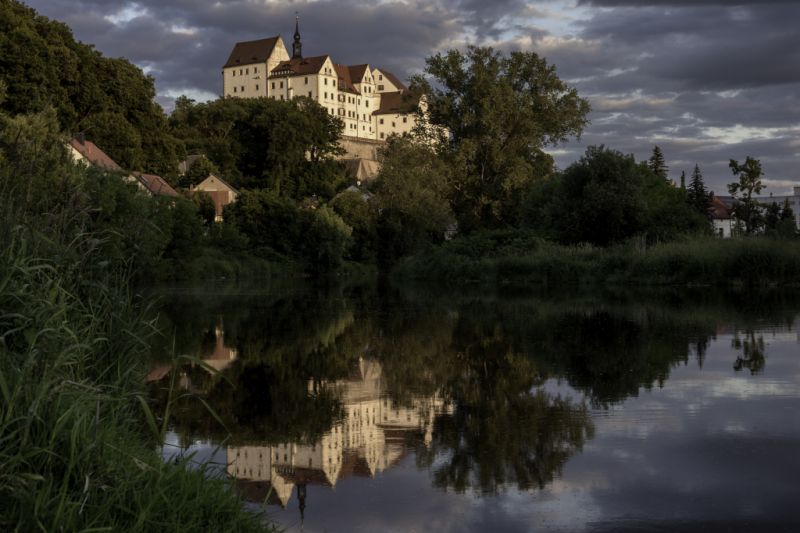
[334, 64, 359, 94]
[223, 36, 281, 68]
[197, 173, 239, 195]
[348, 64, 369, 83]
[376, 68, 408, 91]
[710, 195, 733, 220]
[270, 55, 329, 77]
[68, 138, 122, 172]
[133, 172, 179, 198]
[373, 91, 418, 115]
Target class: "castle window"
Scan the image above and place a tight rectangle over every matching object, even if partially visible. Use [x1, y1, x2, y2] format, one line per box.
[271, 82, 275, 89]
[324, 78, 328, 86]
[280, 81, 284, 88]
[280, 95, 284, 100]
[305, 76, 308, 84]
[392, 121, 396, 127]
[379, 118, 384, 125]
[240, 69, 243, 75]
[254, 67, 258, 73]
[256, 84, 259, 91]
[232, 70, 236, 77]
[308, 91, 312, 97]
[245, 68, 249, 74]
[233, 87, 237, 93]
[403, 117, 408, 123]
[379, 75, 383, 80]
[378, 85, 384, 91]
[380, 132, 385, 139]
[241, 86, 244, 92]
[333, 80, 336, 87]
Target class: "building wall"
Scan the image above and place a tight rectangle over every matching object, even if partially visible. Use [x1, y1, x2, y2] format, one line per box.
[376, 113, 416, 140]
[223, 39, 289, 98]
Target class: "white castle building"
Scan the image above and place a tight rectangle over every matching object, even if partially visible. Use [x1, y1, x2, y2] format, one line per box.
[222, 18, 419, 142]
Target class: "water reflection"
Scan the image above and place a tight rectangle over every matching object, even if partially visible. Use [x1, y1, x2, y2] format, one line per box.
[147, 287, 800, 531]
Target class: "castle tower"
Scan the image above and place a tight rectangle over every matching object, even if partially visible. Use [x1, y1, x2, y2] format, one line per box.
[292, 15, 302, 59]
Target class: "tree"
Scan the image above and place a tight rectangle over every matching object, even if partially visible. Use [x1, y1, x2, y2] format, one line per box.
[679, 170, 686, 189]
[648, 145, 668, 180]
[181, 156, 219, 189]
[412, 46, 590, 231]
[0, 1, 181, 178]
[686, 164, 711, 221]
[529, 146, 705, 246]
[372, 137, 455, 265]
[777, 199, 797, 238]
[728, 156, 765, 235]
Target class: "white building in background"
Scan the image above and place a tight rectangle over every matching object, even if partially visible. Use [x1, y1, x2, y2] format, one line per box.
[221, 18, 420, 142]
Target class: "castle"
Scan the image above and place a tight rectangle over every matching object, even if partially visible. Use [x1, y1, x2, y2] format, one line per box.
[221, 18, 419, 143]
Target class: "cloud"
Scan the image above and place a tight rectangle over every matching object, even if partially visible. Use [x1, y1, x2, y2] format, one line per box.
[23, 0, 800, 192]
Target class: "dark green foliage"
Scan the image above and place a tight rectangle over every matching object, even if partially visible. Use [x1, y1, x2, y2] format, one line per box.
[0, 0, 181, 178]
[728, 156, 766, 235]
[372, 137, 455, 266]
[395, 231, 800, 287]
[168, 96, 345, 199]
[0, 110, 271, 530]
[687, 164, 712, 221]
[193, 191, 217, 225]
[181, 156, 219, 188]
[765, 199, 797, 238]
[413, 46, 590, 231]
[526, 146, 705, 246]
[225, 189, 352, 271]
[648, 145, 668, 180]
[330, 190, 376, 261]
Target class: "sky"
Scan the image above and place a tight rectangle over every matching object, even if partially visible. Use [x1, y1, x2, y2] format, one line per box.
[24, 0, 800, 194]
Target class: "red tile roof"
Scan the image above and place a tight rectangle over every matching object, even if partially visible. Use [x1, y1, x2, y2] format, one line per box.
[68, 138, 122, 171]
[348, 64, 369, 83]
[133, 172, 179, 198]
[373, 91, 418, 115]
[223, 36, 281, 68]
[270, 55, 329, 77]
[710, 195, 732, 220]
[334, 64, 359, 94]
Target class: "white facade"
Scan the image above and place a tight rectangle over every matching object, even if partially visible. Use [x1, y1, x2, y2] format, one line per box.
[221, 28, 419, 142]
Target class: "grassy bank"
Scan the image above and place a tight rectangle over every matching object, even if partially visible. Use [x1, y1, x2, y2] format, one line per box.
[393, 230, 800, 287]
[0, 237, 271, 531]
[0, 111, 272, 531]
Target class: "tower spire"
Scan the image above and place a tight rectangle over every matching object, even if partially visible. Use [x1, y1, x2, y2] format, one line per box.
[292, 13, 302, 59]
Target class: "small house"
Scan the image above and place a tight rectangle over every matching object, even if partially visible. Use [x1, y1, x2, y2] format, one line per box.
[191, 174, 239, 222]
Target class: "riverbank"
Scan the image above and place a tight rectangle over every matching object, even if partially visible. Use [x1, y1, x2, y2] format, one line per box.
[392, 231, 800, 288]
[0, 237, 273, 531]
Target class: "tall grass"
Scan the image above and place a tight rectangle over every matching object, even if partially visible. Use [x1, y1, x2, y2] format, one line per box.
[0, 111, 272, 531]
[394, 230, 800, 288]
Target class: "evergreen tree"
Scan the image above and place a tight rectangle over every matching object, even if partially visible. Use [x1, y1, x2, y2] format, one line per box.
[648, 145, 669, 180]
[679, 170, 686, 189]
[686, 164, 711, 219]
[777, 199, 797, 238]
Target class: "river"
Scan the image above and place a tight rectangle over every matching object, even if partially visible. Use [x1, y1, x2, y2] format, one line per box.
[147, 283, 800, 532]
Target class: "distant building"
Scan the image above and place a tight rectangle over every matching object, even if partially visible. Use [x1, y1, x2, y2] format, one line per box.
[190, 174, 239, 222]
[710, 194, 735, 238]
[68, 136, 179, 198]
[68, 136, 123, 172]
[756, 187, 800, 228]
[221, 18, 420, 143]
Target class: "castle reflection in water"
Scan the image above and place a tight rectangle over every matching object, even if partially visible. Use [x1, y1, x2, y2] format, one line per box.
[229, 358, 446, 508]
[150, 322, 448, 512]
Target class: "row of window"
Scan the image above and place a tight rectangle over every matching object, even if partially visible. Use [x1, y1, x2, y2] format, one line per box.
[378, 117, 409, 126]
[231, 67, 259, 77]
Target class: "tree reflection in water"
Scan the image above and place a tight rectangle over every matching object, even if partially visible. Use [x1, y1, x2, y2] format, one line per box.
[148, 287, 796, 499]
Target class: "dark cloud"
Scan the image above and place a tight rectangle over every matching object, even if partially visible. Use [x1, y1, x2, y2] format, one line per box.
[22, 0, 800, 192]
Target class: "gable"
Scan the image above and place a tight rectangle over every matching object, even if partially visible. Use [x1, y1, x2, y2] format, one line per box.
[224, 36, 283, 68]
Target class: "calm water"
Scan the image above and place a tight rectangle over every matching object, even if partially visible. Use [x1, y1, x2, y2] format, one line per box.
[147, 285, 800, 532]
